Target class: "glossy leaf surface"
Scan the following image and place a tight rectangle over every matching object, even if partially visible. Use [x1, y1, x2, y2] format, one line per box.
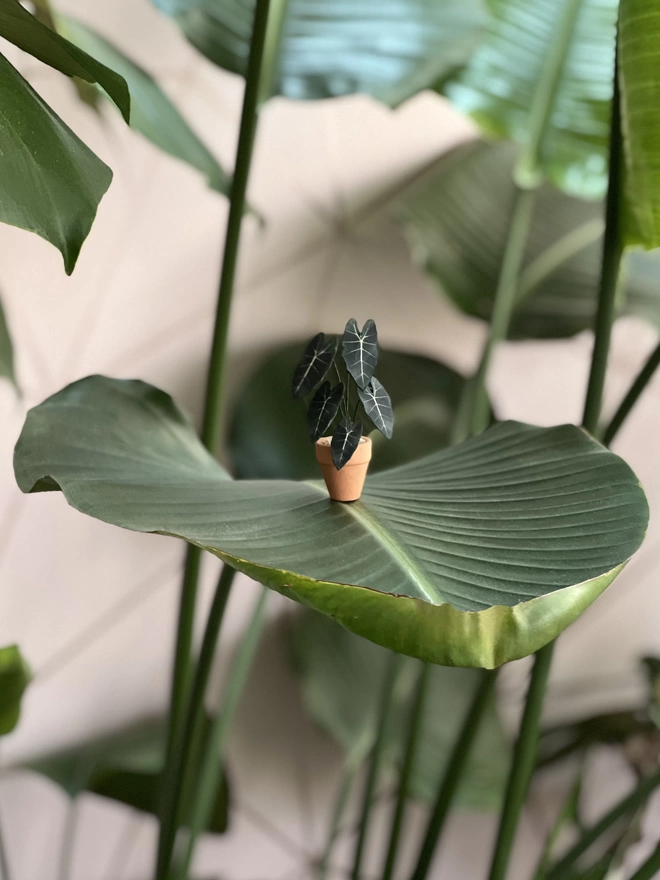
[358, 378, 393, 439]
[342, 319, 378, 390]
[0, 53, 112, 274]
[307, 381, 343, 441]
[444, 0, 618, 198]
[0, 645, 30, 736]
[57, 16, 229, 194]
[0, 0, 129, 120]
[151, 0, 486, 105]
[291, 333, 337, 399]
[14, 376, 648, 668]
[230, 345, 467, 480]
[331, 417, 363, 469]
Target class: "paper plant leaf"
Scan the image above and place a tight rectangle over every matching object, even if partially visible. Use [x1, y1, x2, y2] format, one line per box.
[342, 319, 378, 390]
[0, 0, 129, 121]
[331, 417, 363, 469]
[358, 378, 393, 439]
[307, 381, 343, 441]
[150, 0, 486, 106]
[291, 333, 337, 399]
[14, 376, 648, 669]
[0, 645, 30, 736]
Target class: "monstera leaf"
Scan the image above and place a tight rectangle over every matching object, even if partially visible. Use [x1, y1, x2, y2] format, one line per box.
[0, 645, 30, 736]
[14, 376, 648, 668]
[150, 0, 486, 105]
[444, 0, 618, 199]
[395, 139, 660, 339]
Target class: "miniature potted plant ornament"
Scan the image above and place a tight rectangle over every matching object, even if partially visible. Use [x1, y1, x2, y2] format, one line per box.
[291, 319, 394, 501]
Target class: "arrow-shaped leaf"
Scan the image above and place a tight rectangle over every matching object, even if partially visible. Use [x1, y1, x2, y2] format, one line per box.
[358, 377, 394, 439]
[291, 333, 337, 399]
[331, 418, 363, 470]
[307, 381, 343, 441]
[342, 319, 378, 390]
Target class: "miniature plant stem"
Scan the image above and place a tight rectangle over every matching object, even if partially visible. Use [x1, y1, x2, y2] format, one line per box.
[602, 338, 660, 445]
[381, 663, 429, 880]
[531, 771, 582, 880]
[157, 0, 273, 875]
[318, 748, 366, 880]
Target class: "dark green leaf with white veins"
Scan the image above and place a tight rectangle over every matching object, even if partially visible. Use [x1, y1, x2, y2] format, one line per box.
[443, 0, 618, 199]
[0, 53, 112, 274]
[331, 417, 363, 470]
[307, 381, 343, 441]
[358, 378, 393, 439]
[342, 319, 378, 390]
[56, 16, 229, 195]
[14, 376, 648, 668]
[150, 0, 486, 106]
[0, 645, 30, 736]
[291, 333, 337, 399]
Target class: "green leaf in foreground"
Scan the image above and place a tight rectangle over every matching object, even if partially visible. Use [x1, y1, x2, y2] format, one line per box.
[14, 375, 648, 668]
[150, 0, 486, 105]
[0, 0, 129, 121]
[0, 53, 112, 274]
[56, 16, 229, 194]
[0, 645, 31, 736]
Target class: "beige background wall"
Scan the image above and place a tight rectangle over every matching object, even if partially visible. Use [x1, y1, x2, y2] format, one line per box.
[0, 1, 659, 877]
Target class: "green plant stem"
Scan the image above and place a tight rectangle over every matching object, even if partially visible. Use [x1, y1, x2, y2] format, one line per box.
[531, 772, 582, 880]
[173, 587, 269, 880]
[381, 664, 429, 880]
[410, 669, 497, 880]
[545, 768, 660, 880]
[156, 565, 236, 878]
[602, 339, 660, 445]
[628, 841, 660, 880]
[351, 653, 401, 880]
[318, 751, 364, 880]
[487, 641, 555, 880]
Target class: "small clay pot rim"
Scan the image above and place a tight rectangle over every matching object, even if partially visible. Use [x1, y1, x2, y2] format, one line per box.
[315, 435, 372, 468]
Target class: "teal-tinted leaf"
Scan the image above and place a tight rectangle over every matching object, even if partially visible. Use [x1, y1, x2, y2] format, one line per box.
[342, 319, 378, 390]
[56, 16, 229, 194]
[0, 645, 30, 736]
[230, 345, 468, 480]
[291, 333, 337, 399]
[444, 0, 618, 199]
[619, 0, 660, 248]
[331, 417, 363, 469]
[0, 295, 16, 389]
[358, 378, 393, 439]
[0, 53, 112, 274]
[0, 0, 129, 121]
[14, 376, 648, 668]
[307, 381, 343, 441]
[151, 0, 486, 105]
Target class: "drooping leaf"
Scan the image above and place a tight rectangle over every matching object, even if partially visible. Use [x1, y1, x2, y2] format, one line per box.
[619, 0, 660, 249]
[307, 381, 343, 441]
[0, 0, 129, 121]
[28, 716, 229, 832]
[342, 319, 378, 390]
[230, 345, 469, 480]
[292, 609, 510, 809]
[0, 53, 112, 274]
[14, 376, 648, 668]
[444, 0, 618, 199]
[331, 417, 363, 470]
[0, 295, 16, 389]
[56, 16, 229, 194]
[291, 333, 337, 399]
[358, 377, 393, 439]
[150, 0, 486, 106]
[0, 645, 30, 736]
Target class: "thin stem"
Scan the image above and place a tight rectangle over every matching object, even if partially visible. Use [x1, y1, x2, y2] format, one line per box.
[351, 653, 401, 880]
[156, 566, 236, 877]
[545, 768, 660, 880]
[410, 670, 497, 880]
[531, 772, 582, 880]
[602, 339, 660, 445]
[318, 752, 364, 880]
[381, 664, 429, 880]
[628, 841, 660, 880]
[487, 641, 555, 880]
[173, 588, 269, 880]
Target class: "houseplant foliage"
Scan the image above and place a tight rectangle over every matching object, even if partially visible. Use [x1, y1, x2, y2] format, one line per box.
[0, 645, 30, 736]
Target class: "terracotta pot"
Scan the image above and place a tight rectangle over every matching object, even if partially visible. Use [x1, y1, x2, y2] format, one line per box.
[315, 436, 372, 502]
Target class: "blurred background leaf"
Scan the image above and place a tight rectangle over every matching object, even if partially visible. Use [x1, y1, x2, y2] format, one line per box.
[0, 645, 30, 736]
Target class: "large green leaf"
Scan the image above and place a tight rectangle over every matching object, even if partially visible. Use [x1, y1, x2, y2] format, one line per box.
[56, 16, 229, 195]
[444, 0, 618, 199]
[28, 716, 229, 832]
[0, 53, 112, 274]
[14, 376, 648, 668]
[619, 0, 660, 248]
[151, 0, 486, 105]
[0, 295, 16, 388]
[0, 645, 30, 736]
[292, 610, 510, 808]
[230, 345, 467, 480]
[395, 139, 660, 339]
[0, 0, 129, 121]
